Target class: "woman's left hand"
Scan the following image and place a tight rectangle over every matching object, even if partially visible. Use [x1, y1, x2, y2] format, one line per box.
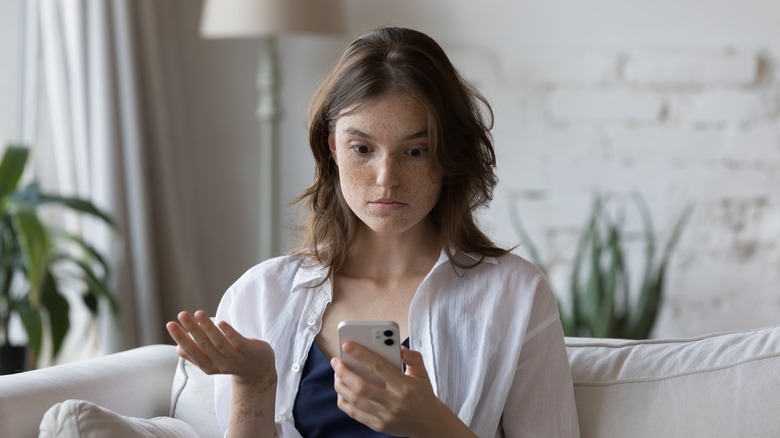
[331, 343, 476, 438]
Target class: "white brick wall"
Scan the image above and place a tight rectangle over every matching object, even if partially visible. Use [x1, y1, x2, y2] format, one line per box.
[456, 47, 780, 338]
[254, 1, 780, 341]
[547, 89, 664, 123]
[623, 50, 758, 86]
[669, 90, 775, 125]
[502, 50, 618, 85]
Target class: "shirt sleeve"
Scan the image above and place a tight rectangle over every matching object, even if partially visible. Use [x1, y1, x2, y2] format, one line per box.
[501, 278, 581, 437]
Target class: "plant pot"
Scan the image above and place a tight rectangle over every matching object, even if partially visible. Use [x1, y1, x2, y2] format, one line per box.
[0, 344, 27, 375]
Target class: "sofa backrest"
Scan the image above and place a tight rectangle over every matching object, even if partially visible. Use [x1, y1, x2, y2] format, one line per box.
[566, 324, 780, 438]
[171, 324, 780, 438]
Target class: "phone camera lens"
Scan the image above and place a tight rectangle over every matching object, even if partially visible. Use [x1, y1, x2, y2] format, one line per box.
[383, 330, 394, 337]
[384, 339, 395, 346]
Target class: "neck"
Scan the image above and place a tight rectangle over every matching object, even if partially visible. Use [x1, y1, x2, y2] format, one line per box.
[339, 221, 441, 282]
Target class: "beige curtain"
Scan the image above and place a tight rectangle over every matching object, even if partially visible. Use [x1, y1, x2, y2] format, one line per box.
[37, 0, 205, 361]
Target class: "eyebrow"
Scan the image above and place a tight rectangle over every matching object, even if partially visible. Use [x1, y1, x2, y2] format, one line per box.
[342, 127, 429, 142]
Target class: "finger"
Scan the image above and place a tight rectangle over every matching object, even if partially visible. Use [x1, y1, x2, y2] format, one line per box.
[192, 311, 232, 358]
[175, 311, 225, 367]
[178, 311, 215, 349]
[335, 392, 386, 433]
[166, 319, 211, 366]
[166, 319, 201, 351]
[331, 356, 380, 399]
[342, 342, 405, 384]
[333, 366, 385, 416]
[166, 321, 196, 360]
[217, 320, 250, 350]
[401, 347, 428, 379]
[333, 369, 406, 435]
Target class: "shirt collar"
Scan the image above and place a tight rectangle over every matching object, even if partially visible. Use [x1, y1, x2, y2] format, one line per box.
[291, 260, 330, 294]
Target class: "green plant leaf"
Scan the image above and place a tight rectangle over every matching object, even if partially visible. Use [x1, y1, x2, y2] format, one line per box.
[57, 232, 111, 279]
[83, 291, 99, 316]
[595, 220, 623, 338]
[0, 144, 120, 362]
[509, 191, 689, 340]
[582, 243, 602, 336]
[9, 207, 50, 307]
[557, 297, 577, 336]
[625, 202, 693, 339]
[74, 259, 120, 320]
[11, 299, 42, 358]
[659, 203, 694, 268]
[0, 146, 28, 201]
[632, 192, 656, 303]
[39, 194, 115, 227]
[570, 196, 603, 336]
[41, 272, 70, 358]
[508, 200, 546, 270]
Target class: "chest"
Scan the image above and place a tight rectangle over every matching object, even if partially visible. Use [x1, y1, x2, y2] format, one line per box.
[315, 275, 421, 359]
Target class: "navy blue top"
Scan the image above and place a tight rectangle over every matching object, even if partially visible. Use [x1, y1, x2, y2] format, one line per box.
[292, 339, 409, 437]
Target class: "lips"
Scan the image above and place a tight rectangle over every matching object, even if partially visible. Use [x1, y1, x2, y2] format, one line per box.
[371, 198, 404, 205]
[369, 198, 407, 210]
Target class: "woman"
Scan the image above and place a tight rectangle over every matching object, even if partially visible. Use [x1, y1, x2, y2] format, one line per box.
[167, 26, 579, 437]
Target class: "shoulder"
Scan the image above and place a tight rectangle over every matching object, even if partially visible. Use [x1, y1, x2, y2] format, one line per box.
[222, 255, 328, 302]
[216, 254, 329, 325]
[459, 252, 555, 313]
[232, 255, 305, 285]
[459, 251, 547, 285]
[493, 252, 544, 275]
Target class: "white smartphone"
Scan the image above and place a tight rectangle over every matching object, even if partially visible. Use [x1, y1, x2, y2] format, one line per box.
[337, 320, 403, 387]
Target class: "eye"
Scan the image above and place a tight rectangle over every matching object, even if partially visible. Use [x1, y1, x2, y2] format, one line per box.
[407, 148, 428, 158]
[351, 144, 370, 154]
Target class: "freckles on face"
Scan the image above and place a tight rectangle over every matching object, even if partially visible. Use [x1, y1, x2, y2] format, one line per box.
[329, 92, 442, 235]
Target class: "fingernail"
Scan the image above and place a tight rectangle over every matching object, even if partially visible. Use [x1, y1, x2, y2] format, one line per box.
[330, 357, 338, 370]
[342, 342, 355, 354]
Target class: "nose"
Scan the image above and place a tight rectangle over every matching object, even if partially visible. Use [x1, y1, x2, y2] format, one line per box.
[375, 153, 400, 188]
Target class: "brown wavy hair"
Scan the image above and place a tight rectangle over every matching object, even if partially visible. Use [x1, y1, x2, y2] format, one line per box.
[294, 26, 509, 272]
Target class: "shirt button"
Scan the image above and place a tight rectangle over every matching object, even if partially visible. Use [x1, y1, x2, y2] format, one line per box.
[276, 415, 285, 422]
[307, 317, 317, 327]
[291, 363, 301, 373]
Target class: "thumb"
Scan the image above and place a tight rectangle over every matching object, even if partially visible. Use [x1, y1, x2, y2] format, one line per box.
[402, 347, 428, 379]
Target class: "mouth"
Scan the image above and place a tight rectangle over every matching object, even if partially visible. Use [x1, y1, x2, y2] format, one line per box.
[370, 198, 405, 205]
[369, 198, 407, 209]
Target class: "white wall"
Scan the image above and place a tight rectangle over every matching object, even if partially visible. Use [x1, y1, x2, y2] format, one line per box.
[0, 0, 23, 146]
[183, 1, 780, 337]
[3, 1, 775, 338]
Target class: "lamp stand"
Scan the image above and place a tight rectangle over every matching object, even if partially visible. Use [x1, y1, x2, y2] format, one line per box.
[256, 37, 278, 260]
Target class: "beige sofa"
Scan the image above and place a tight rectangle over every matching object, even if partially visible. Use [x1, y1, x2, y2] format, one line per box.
[2, 324, 780, 437]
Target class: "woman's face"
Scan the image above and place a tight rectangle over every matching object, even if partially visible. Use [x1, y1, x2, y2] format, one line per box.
[329, 92, 442, 237]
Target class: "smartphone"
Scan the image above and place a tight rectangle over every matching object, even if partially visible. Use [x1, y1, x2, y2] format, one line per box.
[337, 320, 403, 387]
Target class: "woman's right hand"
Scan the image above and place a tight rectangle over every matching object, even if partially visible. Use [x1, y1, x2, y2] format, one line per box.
[166, 310, 276, 382]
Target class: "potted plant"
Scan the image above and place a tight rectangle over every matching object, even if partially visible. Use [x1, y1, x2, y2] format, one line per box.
[0, 145, 119, 374]
[511, 193, 692, 339]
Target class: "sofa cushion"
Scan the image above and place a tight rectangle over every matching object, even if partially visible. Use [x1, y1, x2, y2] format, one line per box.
[170, 357, 222, 438]
[566, 324, 780, 438]
[39, 399, 198, 437]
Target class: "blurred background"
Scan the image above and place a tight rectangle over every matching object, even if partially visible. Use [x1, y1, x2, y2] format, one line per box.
[1, 0, 778, 366]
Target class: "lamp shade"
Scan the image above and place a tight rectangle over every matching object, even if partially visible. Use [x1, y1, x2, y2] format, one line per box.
[200, 0, 345, 38]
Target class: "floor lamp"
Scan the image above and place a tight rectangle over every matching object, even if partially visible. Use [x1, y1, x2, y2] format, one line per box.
[199, 0, 345, 260]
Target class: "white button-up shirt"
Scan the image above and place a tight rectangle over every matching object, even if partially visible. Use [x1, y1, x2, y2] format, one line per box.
[214, 250, 579, 437]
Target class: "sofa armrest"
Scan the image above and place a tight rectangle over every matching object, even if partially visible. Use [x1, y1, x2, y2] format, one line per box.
[0, 344, 179, 438]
